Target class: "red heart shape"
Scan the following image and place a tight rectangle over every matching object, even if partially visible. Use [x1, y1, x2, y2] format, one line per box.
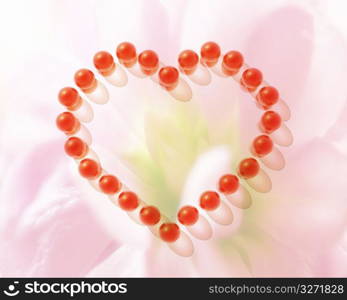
[56, 41, 293, 257]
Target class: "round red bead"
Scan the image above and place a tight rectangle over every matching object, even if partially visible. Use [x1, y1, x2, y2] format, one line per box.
[99, 175, 121, 194]
[242, 68, 263, 89]
[116, 42, 137, 67]
[93, 51, 114, 73]
[261, 111, 282, 133]
[177, 206, 199, 226]
[58, 87, 81, 110]
[78, 158, 101, 179]
[64, 137, 88, 159]
[257, 86, 279, 108]
[252, 135, 273, 157]
[238, 158, 260, 179]
[74, 69, 95, 89]
[56, 112, 80, 134]
[218, 174, 239, 194]
[139, 206, 161, 225]
[118, 191, 139, 211]
[178, 50, 199, 74]
[200, 191, 220, 211]
[159, 66, 179, 90]
[159, 223, 180, 243]
[138, 50, 159, 75]
[222, 51, 243, 76]
[200, 42, 221, 66]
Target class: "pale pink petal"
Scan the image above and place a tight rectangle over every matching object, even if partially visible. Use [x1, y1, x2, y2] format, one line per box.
[87, 245, 146, 277]
[0, 143, 117, 277]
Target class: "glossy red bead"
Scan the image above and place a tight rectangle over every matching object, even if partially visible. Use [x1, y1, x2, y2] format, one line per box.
[222, 51, 243, 76]
[252, 135, 273, 157]
[178, 50, 199, 75]
[58, 87, 82, 110]
[159, 66, 179, 90]
[238, 158, 260, 179]
[99, 175, 121, 195]
[138, 50, 159, 75]
[260, 111, 282, 133]
[93, 51, 115, 75]
[116, 42, 137, 67]
[56, 112, 80, 134]
[218, 174, 239, 194]
[200, 42, 221, 67]
[241, 68, 263, 91]
[118, 191, 139, 211]
[200, 191, 220, 211]
[178, 206, 199, 226]
[78, 158, 101, 179]
[159, 223, 180, 242]
[257, 86, 279, 108]
[64, 137, 88, 159]
[139, 206, 161, 225]
[74, 69, 96, 90]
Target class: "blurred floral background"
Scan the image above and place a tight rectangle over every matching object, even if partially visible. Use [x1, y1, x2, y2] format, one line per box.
[0, 0, 346, 277]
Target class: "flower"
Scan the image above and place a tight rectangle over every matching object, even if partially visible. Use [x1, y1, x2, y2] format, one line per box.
[0, 0, 346, 277]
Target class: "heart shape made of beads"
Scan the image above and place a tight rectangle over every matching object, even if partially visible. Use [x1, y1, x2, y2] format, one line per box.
[56, 41, 293, 257]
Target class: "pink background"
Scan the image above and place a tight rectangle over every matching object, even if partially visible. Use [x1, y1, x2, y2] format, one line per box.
[0, 0, 346, 277]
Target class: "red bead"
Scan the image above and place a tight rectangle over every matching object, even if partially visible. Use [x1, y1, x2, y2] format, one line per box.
[159, 223, 180, 243]
[222, 51, 243, 76]
[257, 86, 279, 108]
[64, 137, 88, 159]
[218, 174, 239, 194]
[116, 42, 137, 67]
[241, 68, 263, 91]
[178, 206, 199, 226]
[178, 50, 199, 75]
[238, 158, 260, 179]
[252, 135, 273, 157]
[138, 50, 159, 75]
[200, 42, 221, 67]
[78, 158, 101, 179]
[74, 69, 96, 91]
[200, 191, 220, 211]
[93, 51, 115, 75]
[58, 87, 82, 110]
[159, 66, 179, 91]
[118, 191, 139, 211]
[99, 175, 121, 194]
[139, 206, 161, 225]
[56, 112, 80, 134]
[260, 111, 282, 133]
